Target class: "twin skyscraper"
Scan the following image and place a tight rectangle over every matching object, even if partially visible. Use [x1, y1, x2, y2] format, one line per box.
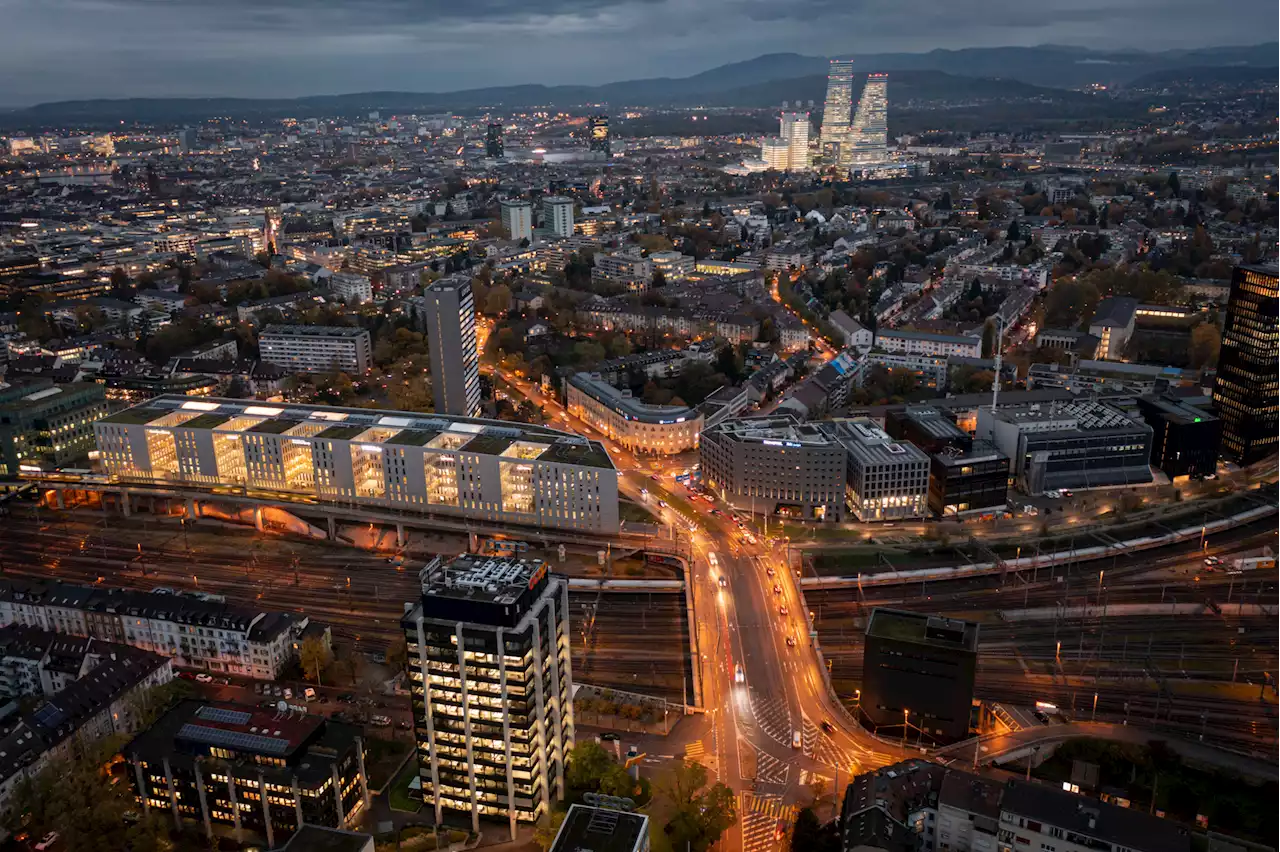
[819, 60, 889, 168]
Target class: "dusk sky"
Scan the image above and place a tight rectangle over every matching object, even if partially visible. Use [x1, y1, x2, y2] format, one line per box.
[2, 0, 1276, 104]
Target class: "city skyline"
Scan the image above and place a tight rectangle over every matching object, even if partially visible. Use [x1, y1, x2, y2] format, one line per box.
[0, 5, 1275, 104]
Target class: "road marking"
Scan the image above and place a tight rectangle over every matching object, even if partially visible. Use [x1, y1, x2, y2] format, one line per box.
[684, 740, 705, 759]
[739, 793, 797, 852]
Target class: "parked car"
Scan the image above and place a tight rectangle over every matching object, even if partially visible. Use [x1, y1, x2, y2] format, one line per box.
[195, 673, 213, 684]
[370, 715, 392, 727]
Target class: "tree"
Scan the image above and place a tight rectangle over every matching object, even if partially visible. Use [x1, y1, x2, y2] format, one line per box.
[534, 810, 568, 851]
[657, 760, 736, 852]
[1188, 323, 1221, 369]
[1167, 171, 1180, 197]
[300, 636, 333, 686]
[981, 319, 998, 359]
[565, 741, 634, 800]
[790, 806, 839, 852]
[385, 636, 409, 670]
[1007, 219, 1021, 241]
[485, 283, 512, 315]
[652, 268, 667, 289]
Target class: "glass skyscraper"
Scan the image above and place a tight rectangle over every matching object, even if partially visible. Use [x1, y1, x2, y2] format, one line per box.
[819, 59, 854, 161]
[1213, 263, 1278, 465]
[842, 73, 889, 167]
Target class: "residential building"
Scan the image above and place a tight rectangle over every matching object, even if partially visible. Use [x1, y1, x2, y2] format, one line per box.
[94, 396, 619, 534]
[403, 554, 573, 836]
[875, 329, 980, 358]
[977, 399, 1153, 494]
[0, 578, 314, 679]
[551, 803, 650, 852]
[829, 310, 873, 350]
[589, 115, 610, 156]
[124, 700, 369, 847]
[0, 625, 97, 699]
[501, 200, 534, 243]
[1135, 393, 1220, 479]
[1213, 264, 1278, 465]
[486, 123, 504, 158]
[329, 271, 374, 305]
[819, 59, 855, 160]
[649, 251, 695, 281]
[1088, 296, 1139, 360]
[0, 379, 107, 476]
[258, 325, 372, 375]
[422, 276, 482, 418]
[592, 250, 654, 293]
[564, 372, 701, 455]
[542, 196, 575, 239]
[826, 419, 929, 521]
[779, 112, 811, 171]
[700, 415, 848, 522]
[843, 74, 889, 168]
[998, 778, 1191, 852]
[860, 609, 978, 744]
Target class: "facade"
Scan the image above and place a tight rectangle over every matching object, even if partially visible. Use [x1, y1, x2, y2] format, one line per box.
[125, 700, 369, 847]
[760, 137, 790, 170]
[403, 555, 573, 836]
[779, 112, 811, 171]
[0, 625, 94, 699]
[928, 442, 1010, 519]
[700, 415, 847, 522]
[591, 250, 654, 293]
[551, 803, 650, 852]
[843, 74, 889, 168]
[819, 59, 855, 160]
[998, 779, 1191, 852]
[423, 276, 482, 418]
[589, 115, 610, 155]
[328, 272, 374, 305]
[1135, 393, 1220, 479]
[885, 405, 970, 455]
[501, 200, 533, 243]
[0, 578, 311, 678]
[977, 399, 1153, 495]
[486, 123, 504, 158]
[1087, 296, 1139, 360]
[258, 325, 372, 375]
[649, 251, 695, 281]
[860, 609, 978, 744]
[829, 310, 873, 350]
[827, 419, 929, 522]
[875, 329, 980, 358]
[1213, 264, 1278, 465]
[0, 379, 107, 476]
[94, 396, 619, 534]
[565, 373, 701, 455]
[542, 196, 575, 239]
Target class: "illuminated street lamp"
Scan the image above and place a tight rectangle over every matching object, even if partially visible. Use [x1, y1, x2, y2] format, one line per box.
[902, 708, 910, 750]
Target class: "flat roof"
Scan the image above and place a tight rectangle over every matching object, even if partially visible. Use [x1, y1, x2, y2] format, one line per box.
[260, 324, 369, 338]
[551, 804, 649, 852]
[867, 608, 979, 651]
[422, 554, 548, 607]
[878, 328, 980, 345]
[568, 372, 700, 426]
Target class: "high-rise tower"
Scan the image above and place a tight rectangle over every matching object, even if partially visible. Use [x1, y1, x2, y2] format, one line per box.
[842, 74, 889, 168]
[819, 59, 854, 161]
[423, 275, 482, 417]
[1213, 263, 1278, 464]
[588, 115, 610, 156]
[779, 112, 811, 171]
[486, 122, 504, 158]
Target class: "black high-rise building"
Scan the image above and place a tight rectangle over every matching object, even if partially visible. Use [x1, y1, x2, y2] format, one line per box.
[1213, 264, 1278, 465]
[1135, 393, 1220, 479]
[486, 122, 504, 158]
[588, 115, 610, 156]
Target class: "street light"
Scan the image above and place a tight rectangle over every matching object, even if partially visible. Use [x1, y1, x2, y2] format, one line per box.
[902, 708, 909, 750]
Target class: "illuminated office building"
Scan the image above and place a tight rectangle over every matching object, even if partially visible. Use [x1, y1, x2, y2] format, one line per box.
[827, 418, 929, 522]
[818, 59, 854, 160]
[258, 325, 372, 375]
[422, 275, 482, 418]
[94, 397, 619, 533]
[486, 123, 504, 158]
[1213, 263, 1278, 465]
[779, 112, 811, 171]
[0, 380, 106, 476]
[403, 554, 573, 838]
[564, 372, 701, 455]
[760, 137, 790, 170]
[500, 200, 533, 243]
[842, 74, 889, 167]
[588, 115, 610, 156]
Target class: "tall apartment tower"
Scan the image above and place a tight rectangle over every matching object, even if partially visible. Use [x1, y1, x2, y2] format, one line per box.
[486, 122, 504, 158]
[779, 112, 811, 171]
[842, 74, 889, 167]
[500, 199, 533, 242]
[403, 554, 574, 839]
[588, 115, 610, 156]
[1213, 263, 1278, 464]
[542, 196, 575, 238]
[818, 59, 855, 160]
[423, 276, 482, 417]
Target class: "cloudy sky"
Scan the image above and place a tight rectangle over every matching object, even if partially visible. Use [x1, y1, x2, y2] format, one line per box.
[1, 0, 1275, 103]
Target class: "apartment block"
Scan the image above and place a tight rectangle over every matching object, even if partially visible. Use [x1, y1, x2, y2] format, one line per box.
[258, 325, 372, 375]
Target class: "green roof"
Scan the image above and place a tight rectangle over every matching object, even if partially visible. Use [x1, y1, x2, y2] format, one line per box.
[101, 408, 163, 426]
[182, 413, 231, 430]
[462, 433, 515, 456]
[541, 441, 614, 470]
[248, 419, 298, 435]
[317, 424, 365, 441]
[386, 429, 440, 446]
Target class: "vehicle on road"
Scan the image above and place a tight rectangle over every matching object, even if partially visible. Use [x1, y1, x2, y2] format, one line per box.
[718, 576, 727, 588]
[370, 715, 392, 727]
[195, 673, 213, 683]
[283, 688, 293, 700]
[657, 500, 668, 509]
[778, 605, 788, 616]
[819, 720, 835, 734]
[766, 567, 775, 577]
[600, 732, 620, 741]
[734, 664, 745, 684]
[34, 832, 59, 851]
[1204, 556, 1223, 567]
[773, 584, 782, 595]
[785, 635, 795, 647]
[304, 687, 317, 702]
[791, 730, 802, 749]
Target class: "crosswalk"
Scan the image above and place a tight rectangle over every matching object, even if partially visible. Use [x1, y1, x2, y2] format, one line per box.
[748, 692, 794, 747]
[754, 748, 790, 786]
[684, 739, 705, 759]
[801, 718, 858, 772]
[739, 793, 796, 852]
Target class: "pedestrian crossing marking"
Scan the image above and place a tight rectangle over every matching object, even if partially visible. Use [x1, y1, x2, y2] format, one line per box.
[684, 739, 705, 758]
[740, 793, 798, 852]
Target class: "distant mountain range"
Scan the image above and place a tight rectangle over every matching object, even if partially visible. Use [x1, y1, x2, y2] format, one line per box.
[2, 42, 1274, 128]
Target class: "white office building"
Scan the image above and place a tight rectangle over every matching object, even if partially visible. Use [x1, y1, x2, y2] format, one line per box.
[826, 418, 929, 521]
[761, 137, 791, 170]
[779, 112, 811, 171]
[542, 196, 575, 238]
[258, 325, 373, 375]
[501, 200, 534, 242]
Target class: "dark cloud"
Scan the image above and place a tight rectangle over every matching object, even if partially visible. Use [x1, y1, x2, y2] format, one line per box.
[0, 0, 1273, 103]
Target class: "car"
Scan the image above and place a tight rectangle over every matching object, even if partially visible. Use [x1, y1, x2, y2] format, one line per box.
[785, 635, 795, 647]
[34, 832, 59, 851]
[766, 567, 775, 577]
[819, 720, 835, 734]
[272, 686, 283, 697]
[734, 664, 745, 684]
[791, 729, 802, 749]
[1204, 556, 1223, 567]
[370, 715, 392, 727]
[718, 576, 728, 588]
[195, 673, 214, 684]
[773, 584, 782, 595]
[657, 500, 668, 509]
[1033, 711, 1050, 724]
[650, 475, 660, 481]
[337, 693, 355, 703]
[1202, 473, 1217, 481]
[778, 605, 788, 616]
[1061, 489, 1074, 497]
[599, 732, 621, 741]
[304, 687, 317, 702]
[711, 509, 724, 517]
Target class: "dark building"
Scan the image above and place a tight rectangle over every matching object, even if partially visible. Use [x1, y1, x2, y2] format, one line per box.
[885, 405, 971, 455]
[860, 609, 978, 745]
[0, 379, 107, 477]
[124, 700, 369, 848]
[1135, 393, 1220, 479]
[589, 115, 610, 156]
[486, 123, 504, 158]
[928, 441, 1010, 518]
[1213, 264, 1278, 465]
[550, 803, 650, 852]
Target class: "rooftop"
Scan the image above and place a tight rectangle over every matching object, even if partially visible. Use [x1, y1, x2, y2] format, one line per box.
[878, 328, 980, 345]
[866, 608, 979, 651]
[260, 324, 370, 339]
[568, 372, 700, 426]
[1089, 296, 1139, 329]
[1001, 779, 1191, 852]
[422, 554, 550, 608]
[551, 804, 650, 852]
